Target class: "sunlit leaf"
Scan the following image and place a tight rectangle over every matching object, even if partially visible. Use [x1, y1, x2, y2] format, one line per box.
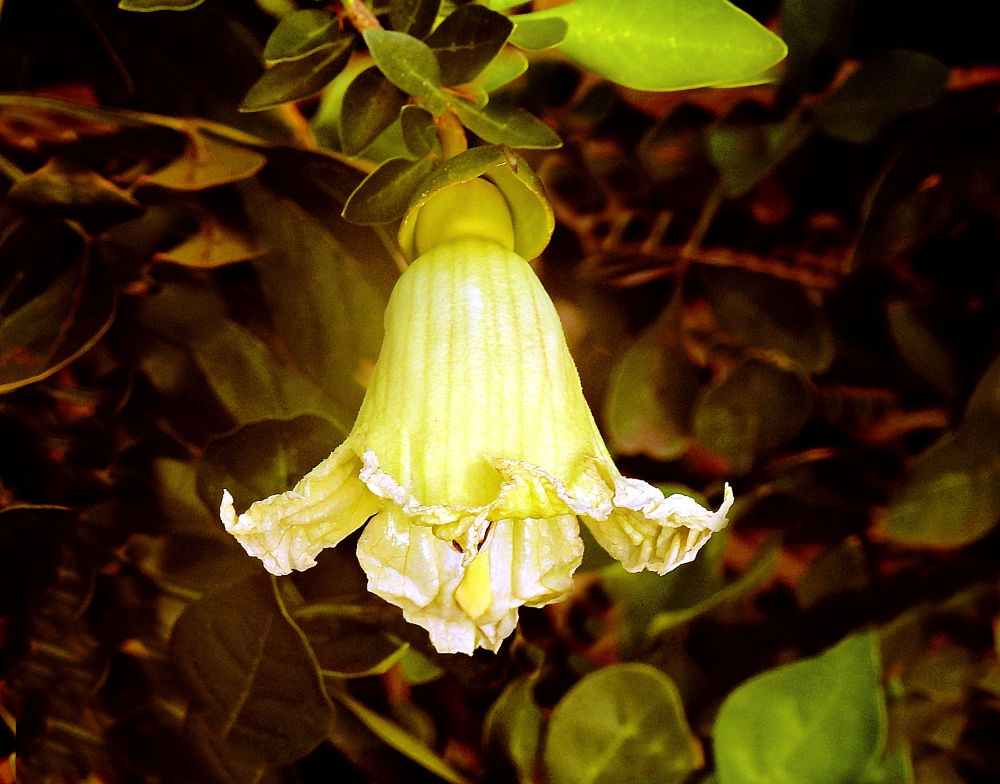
[483, 677, 543, 784]
[451, 98, 561, 149]
[241, 38, 356, 112]
[507, 17, 567, 51]
[815, 50, 948, 144]
[137, 130, 266, 191]
[714, 631, 887, 784]
[516, 0, 787, 91]
[424, 4, 513, 85]
[545, 664, 701, 784]
[468, 47, 529, 94]
[339, 67, 409, 156]
[170, 574, 335, 765]
[263, 9, 344, 63]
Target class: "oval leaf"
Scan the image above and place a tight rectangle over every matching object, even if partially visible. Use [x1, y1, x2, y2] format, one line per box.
[339, 67, 409, 156]
[545, 664, 701, 784]
[119, 0, 205, 9]
[363, 29, 443, 99]
[519, 0, 787, 91]
[714, 631, 887, 784]
[137, 130, 267, 191]
[451, 98, 561, 149]
[508, 17, 568, 51]
[343, 156, 437, 225]
[241, 38, 356, 112]
[389, 0, 440, 38]
[424, 4, 514, 85]
[263, 9, 344, 63]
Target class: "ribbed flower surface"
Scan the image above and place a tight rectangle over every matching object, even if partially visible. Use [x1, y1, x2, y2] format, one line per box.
[222, 237, 732, 654]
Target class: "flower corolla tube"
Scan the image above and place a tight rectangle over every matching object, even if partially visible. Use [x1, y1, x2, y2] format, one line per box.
[221, 178, 732, 654]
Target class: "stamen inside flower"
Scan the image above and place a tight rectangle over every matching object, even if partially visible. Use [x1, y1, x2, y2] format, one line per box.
[455, 547, 492, 620]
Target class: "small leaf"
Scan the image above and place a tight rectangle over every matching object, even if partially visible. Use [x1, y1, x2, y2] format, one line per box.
[815, 50, 949, 144]
[119, 0, 205, 9]
[169, 574, 335, 765]
[154, 212, 262, 268]
[339, 67, 409, 156]
[363, 29, 443, 100]
[451, 99, 561, 149]
[196, 414, 344, 514]
[263, 9, 344, 63]
[0, 222, 116, 394]
[707, 115, 812, 197]
[9, 157, 142, 215]
[343, 156, 437, 225]
[241, 38, 356, 112]
[886, 299, 959, 401]
[698, 264, 835, 372]
[468, 47, 529, 94]
[389, 0, 441, 39]
[545, 664, 701, 784]
[400, 105, 441, 159]
[398, 648, 444, 685]
[714, 632, 887, 784]
[693, 357, 814, 475]
[483, 677, 543, 784]
[137, 129, 266, 191]
[508, 17, 567, 51]
[518, 0, 787, 91]
[424, 4, 514, 85]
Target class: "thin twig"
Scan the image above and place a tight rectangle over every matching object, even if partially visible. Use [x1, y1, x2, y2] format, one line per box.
[342, 0, 382, 34]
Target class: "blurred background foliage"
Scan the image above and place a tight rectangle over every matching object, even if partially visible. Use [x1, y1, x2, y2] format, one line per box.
[1, 1, 1000, 783]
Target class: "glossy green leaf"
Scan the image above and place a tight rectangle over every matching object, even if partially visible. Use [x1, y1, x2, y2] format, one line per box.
[779, 0, 855, 95]
[363, 29, 443, 100]
[424, 4, 513, 85]
[8, 158, 142, 215]
[469, 47, 529, 94]
[714, 631, 887, 784]
[452, 98, 561, 149]
[343, 156, 437, 225]
[707, 115, 812, 197]
[119, 0, 205, 9]
[604, 297, 700, 461]
[400, 105, 441, 159]
[137, 130, 266, 191]
[545, 664, 701, 784]
[389, 0, 441, 38]
[517, 0, 787, 91]
[698, 264, 835, 372]
[483, 677, 543, 784]
[263, 10, 344, 63]
[815, 50, 948, 144]
[693, 358, 814, 475]
[0, 222, 116, 395]
[339, 67, 410, 156]
[486, 0, 527, 11]
[169, 574, 335, 765]
[241, 182, 387, 421]
[241, 38, 356, 111]
[507, 17, 567, 51]
[196, 414, 344, 514]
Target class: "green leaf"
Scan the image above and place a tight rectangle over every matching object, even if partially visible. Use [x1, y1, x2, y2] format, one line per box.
[707, 115, 812, 197]
[468, 47, 529, 94]
[363, 29, 443, 102]
[400, 105, 441, 159]
[196, 414, 344, 515]
[397, 648, 445, 685]
[714, 631, 887, 784]
[154, 211, 262, 268]
[885, 300, 959, 401]
[263, 10, 344, 63]
[451, 99, 561, 149]
[814, 50, 948, 144]
[169, 574, 335, 765]
[487, 0, 527, 11]
[240, 181, 387, 421]
[0, 222, 116, 395]
[137, 130, 267, 190]
[544, 664, 701, 784]
[339, 67, 409, 156]
[241, 38, 356, 112]
[604, 297, 700, 461]
[483, 677, 543, 784]
[697, 264, 835, 372]
[8, 158, 142, 215]
[343, 156, 437, 225]
[507, 17, 567, 51]
[795, 537, 870, 609]
[292, 605, 407, 678]
[693, 357, 814, 475]
[389, 0, 441, 38]
[860, 747, 914, 784]
[779, 0, 855, 96]
[518, 0, 787, 91]
[332, 690, 473, 784]
[424, 4, 513, 85]
[119, 0, 205, 9]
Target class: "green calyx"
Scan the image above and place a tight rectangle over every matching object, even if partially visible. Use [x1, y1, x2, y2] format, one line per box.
[414, 178, 515, 256]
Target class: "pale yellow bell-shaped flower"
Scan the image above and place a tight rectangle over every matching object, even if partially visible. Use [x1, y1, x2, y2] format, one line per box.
[221, 180, 732, 654]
